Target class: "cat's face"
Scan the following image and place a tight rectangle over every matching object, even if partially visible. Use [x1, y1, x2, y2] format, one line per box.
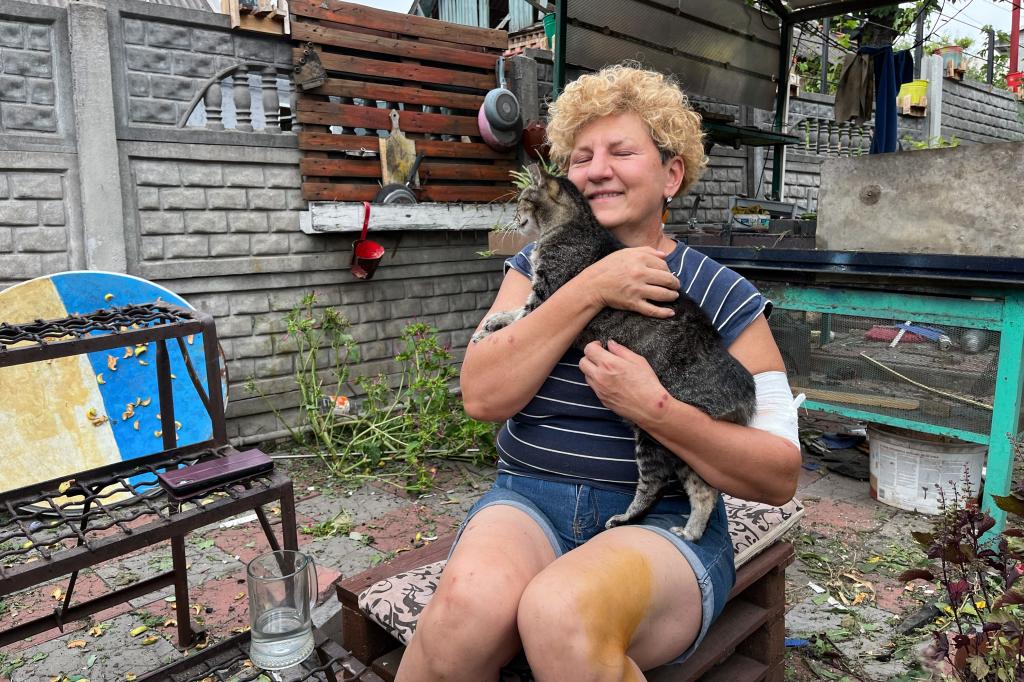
[515, 164, 590, 241]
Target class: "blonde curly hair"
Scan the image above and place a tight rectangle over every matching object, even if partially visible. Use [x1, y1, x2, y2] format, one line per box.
[547, 63, 707, 196]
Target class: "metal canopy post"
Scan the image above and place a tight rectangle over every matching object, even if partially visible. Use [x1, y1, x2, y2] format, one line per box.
[770, 21, 793, 200]
[553, 0, 567, 98]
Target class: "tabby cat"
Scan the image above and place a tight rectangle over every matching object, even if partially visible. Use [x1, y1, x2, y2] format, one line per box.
[473, 165, 756, 541]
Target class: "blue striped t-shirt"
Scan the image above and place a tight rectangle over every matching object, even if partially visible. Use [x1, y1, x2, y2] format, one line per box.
[495, 241, 772, 493]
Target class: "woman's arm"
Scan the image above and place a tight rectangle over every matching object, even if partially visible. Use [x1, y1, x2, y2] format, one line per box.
[461, 247, 680, 422]
[578, 315, 801, 505]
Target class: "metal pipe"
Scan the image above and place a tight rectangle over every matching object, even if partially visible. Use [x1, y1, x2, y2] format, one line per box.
[987, 28, 995, 85]
[820, 17, 830, 93]
[771, 21, 794, 201]
[1011, 0, 1020, 77]
[914, 9, 925, 79]
[553, 0, 567, 97]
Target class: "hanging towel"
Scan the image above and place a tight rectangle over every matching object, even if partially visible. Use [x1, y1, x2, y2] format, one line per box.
[860, 47, 915, 154]
[893, 49, 914, 87]
[834, 52, 874, 125]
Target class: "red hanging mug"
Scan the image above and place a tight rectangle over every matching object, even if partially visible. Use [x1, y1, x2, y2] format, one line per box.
[351, 201, 384, 280]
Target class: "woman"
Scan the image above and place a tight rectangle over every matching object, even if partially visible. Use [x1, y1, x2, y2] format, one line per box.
[397, 64, 802, 681]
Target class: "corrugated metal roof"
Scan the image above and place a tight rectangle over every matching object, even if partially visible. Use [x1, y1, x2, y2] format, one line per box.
[566, 0, 781, 110]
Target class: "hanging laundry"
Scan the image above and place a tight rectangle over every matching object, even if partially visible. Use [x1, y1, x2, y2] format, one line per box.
[860, 47, 914, 154]
[834, 52, 874, 125]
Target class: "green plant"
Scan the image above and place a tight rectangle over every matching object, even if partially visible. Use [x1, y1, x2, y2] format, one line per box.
[900, 437, 1024, 681]
[248, 295, 496, 494]
[341, 322, 496, 493]
[509, 157, 562, 190]
[245, 293, 359, 462]
[902, 135, 960, 150]
[300, 510, 354, 538]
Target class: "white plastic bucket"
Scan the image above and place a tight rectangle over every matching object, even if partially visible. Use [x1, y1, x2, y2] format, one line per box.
[868, 425, 986, 515]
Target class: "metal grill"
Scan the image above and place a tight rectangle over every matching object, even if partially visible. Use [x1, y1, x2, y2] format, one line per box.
[138, 632, 384, 682]
[0, 445, 274, 571]
[770, 309, 998, 438]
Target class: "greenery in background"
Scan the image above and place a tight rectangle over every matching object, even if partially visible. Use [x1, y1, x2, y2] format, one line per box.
[902, 134, 961, 150]
[780, 1, 1016, 95]
[899, 437, 1024, 681]
[245, 293, 496, 494]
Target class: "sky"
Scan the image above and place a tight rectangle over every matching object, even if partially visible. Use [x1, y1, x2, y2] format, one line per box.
[925, 0, 1020, 41]
[348, 0, 413, 11]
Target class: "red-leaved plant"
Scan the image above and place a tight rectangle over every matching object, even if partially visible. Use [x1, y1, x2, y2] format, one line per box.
[900, 438, 1024, 681]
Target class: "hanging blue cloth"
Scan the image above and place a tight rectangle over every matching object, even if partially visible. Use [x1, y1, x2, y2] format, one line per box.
[860, 47, 914, 153]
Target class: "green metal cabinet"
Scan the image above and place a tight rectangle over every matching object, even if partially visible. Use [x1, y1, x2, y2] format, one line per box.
[762, 284, 1024, 532]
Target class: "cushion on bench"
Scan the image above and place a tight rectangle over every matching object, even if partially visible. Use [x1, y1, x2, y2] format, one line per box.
[358, 495, 804, 646]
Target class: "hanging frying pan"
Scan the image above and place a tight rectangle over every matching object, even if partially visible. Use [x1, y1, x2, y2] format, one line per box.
[482, 56, 520, 131]
[374, 152, 425, 205]
[478, 109, 521, 151]
[478, 56, 521, 151]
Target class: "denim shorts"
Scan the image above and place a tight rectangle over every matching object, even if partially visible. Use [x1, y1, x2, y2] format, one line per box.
[449, 472, 736, 665]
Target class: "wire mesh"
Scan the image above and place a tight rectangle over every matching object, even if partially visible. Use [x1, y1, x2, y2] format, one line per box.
[0, 446, 279, 577]
[0, 303, 197, 351]
[769, 308, 999, 437]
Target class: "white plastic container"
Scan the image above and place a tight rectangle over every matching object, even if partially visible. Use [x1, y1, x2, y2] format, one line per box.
[868, 425, 986, 515]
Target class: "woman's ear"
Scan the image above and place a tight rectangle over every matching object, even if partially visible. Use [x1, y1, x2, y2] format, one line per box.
[665, 155, 685, 198]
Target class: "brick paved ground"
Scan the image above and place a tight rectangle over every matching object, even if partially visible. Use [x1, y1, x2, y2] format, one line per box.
[1, 426, 939, 681]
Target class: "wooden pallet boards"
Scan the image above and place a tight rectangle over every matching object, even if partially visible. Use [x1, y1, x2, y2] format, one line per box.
[291, 0, 515, 203]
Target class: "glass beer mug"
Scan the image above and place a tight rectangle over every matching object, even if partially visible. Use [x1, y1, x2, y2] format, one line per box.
[246, 550, 318, 670]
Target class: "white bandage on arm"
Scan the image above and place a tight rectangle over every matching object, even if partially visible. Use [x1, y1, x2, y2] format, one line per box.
[748, 371, 804, 451]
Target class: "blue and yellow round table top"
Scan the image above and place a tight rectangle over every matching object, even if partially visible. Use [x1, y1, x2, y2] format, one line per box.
[0, 271, 228, 496]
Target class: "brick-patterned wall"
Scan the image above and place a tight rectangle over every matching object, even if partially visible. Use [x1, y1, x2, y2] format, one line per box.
[663, 76, 1015, 227]
[0, 169, 69, 288]
[942, 78, 1024, 144]
[120, 141, 500, 441]
[120, 14, 290, 127]
[165, 232, 501, 440]
[0, 17, 58, 135]
[132, 158, 306, 262]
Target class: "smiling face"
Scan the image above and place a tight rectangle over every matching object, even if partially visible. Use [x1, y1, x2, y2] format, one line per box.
[566, 112, 684, 239]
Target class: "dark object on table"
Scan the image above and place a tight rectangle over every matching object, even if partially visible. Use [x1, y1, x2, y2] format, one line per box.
[158, 448, 273, 499]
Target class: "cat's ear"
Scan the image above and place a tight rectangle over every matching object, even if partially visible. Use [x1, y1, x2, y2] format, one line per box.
[527, 163, 544, 184]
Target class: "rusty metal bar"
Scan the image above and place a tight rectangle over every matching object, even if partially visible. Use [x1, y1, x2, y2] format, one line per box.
[171, 533, 196, 648]
[156, 339, 178, 452]
[201, 312, 228, 445]
[0, 570, 180, 648]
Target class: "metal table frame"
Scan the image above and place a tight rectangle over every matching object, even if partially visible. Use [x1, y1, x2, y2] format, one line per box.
[0, 303, 298, 649]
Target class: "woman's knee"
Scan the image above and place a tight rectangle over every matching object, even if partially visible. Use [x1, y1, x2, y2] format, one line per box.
[518, 571, 623, 667]
[413, 562, 527, 662]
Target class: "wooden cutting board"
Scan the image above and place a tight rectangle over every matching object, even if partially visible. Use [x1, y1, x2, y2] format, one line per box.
[378, 109, 418, 186]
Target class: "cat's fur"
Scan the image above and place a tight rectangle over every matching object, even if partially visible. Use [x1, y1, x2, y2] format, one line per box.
[474, 165, 756, 541]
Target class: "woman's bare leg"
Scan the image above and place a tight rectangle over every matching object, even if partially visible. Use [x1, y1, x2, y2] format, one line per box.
[517, 526, 703, 682]
[396, 505, 557, 682]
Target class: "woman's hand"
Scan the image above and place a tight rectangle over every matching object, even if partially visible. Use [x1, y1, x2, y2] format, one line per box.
[578, 340, 673, 424]
[581, 248, 679, 318]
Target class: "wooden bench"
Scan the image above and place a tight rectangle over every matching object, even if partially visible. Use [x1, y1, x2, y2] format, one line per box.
[335, 497, 801, 681]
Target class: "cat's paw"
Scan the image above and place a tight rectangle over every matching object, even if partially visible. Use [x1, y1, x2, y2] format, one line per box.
[472, 309, 523, 343]
[605, 514, 630, 529]
[669, 525, 704, 542]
